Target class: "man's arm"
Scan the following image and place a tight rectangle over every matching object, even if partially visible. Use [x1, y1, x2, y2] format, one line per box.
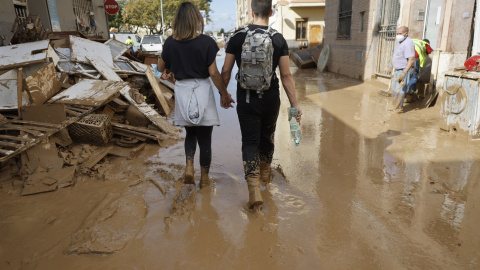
[209, 59, 234, 108]
[278, 55, 302, 123]
[157, 57, 166, 72]
[404, 56, 415, 73]
[221, 53, 236, 87]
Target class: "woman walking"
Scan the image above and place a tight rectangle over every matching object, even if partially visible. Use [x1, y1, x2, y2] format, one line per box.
[157, 2, 234, 188]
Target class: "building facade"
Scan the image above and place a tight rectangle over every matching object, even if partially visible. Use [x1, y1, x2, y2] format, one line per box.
[0, 0, 110, 44]
[236, 0, 253, 27]
[273, 0, 326, 49]
[235, 0, 325, 49]
[324, 0, 479, 87]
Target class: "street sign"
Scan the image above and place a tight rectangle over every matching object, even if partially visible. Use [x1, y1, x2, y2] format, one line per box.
[104, 0, 120, 15]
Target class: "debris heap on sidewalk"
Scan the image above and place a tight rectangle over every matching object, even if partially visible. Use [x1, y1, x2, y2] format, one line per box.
[0, 35, 179, 195]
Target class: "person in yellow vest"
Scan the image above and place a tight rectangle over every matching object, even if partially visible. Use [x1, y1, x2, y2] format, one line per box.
[126, 36, 135, 53]
[408, 39, 434, 94]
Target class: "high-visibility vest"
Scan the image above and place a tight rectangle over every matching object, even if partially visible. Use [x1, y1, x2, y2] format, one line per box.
[126, 39, 134, 46]
[412, 39, 429, 68]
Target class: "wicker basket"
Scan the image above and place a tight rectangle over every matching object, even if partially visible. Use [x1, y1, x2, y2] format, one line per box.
[69, 114, 112, 145]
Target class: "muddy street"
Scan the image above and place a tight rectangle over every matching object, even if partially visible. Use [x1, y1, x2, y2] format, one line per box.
[0, 50, 479, 269]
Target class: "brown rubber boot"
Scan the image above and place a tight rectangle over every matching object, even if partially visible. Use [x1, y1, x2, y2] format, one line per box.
[184, 159, 194, 184]
[200, 167, 210, 189]
[246, 170, 263, 214]
[260, 162, 272, 186]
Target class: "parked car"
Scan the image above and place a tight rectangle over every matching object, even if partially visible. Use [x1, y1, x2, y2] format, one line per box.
[139, 35, 163, 54]
[110, 33, 141, 52]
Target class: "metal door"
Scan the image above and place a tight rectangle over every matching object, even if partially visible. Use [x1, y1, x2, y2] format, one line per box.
[424, 0, 443, 49]
[375, 0, 401, 77]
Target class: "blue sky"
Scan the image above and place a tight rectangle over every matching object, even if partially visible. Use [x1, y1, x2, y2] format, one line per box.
[205, 0, 236, 32]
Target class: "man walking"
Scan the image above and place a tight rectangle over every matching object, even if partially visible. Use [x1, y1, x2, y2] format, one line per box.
[390, 26, 415, 112]
[221, 0, 301, 216]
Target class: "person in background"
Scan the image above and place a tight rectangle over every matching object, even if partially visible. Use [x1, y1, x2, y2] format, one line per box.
[390, 26, 415, 113]
[126, 36, 135, 53]
[157, 2, 235, 188]
[408, 38, 434, 96]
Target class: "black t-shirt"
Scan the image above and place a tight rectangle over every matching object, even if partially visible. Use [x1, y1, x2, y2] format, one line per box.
[226, 25, 289, 93]
[161, 34, 219, 80]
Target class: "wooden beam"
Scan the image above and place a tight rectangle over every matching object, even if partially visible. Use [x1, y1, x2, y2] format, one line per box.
[0, 140, 22, 148]
[0, 134, 32, 142]
[87, 56, 123, 82]
[146, 66, 170, 116]
[17, 68, 23, 118]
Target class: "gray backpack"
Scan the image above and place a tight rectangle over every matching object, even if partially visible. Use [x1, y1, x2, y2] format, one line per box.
[234, 26, 278, 102]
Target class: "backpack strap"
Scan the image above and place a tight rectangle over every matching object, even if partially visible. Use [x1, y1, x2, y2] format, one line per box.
[228, 26, 249, 40]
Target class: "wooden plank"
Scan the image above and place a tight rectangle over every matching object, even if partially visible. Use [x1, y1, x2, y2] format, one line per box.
[0, 40, 49, 70]
[157, 80, 174, 100]
[0, 127, 44, 136]
[119, 87, 179, 136]
[7, 119, 63, 128]
[0, 105, 97, 163]
[17, 68, 23, 117]
[48, 79, 127, 106]
[46, 45, 59, 66]
[146, 66, 170, 116]
[70, 35, 114, 68]
[0, 149, 13, 156]
[24, 63, 62, 105]
[87, 56, 123, 82]
[4, 124, 56, 132]
[0, 134, 32, 142]
[0, 140, 22, 148]
[111, 122, 169, 138]
[128, 60, 148, 73]
[81, 146, 113, 169]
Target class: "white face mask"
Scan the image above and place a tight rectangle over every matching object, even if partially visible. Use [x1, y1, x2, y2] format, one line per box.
[396, 34, 406, 42]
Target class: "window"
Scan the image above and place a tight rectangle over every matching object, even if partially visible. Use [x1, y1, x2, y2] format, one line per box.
[337, 0, 352, 39]
[296, 19, 307, 40]
[360, 11, 365, 33]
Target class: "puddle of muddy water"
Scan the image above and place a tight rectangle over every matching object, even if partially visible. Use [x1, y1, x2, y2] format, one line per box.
[0, 50, 480, 270]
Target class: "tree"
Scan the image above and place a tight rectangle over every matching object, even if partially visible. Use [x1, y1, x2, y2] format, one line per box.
[219, 28, 224, 34]
[123, 0, 212, 34]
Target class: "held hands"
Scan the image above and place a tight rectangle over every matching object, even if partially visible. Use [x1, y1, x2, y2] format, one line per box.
[160, 72, 171, 80]
[220, 93, 235, 109]
[395, 72, 406, 82]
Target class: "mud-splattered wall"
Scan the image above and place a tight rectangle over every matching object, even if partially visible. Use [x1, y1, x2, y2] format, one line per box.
[445, 0, 475, 53]
[324, 0, 378, 81]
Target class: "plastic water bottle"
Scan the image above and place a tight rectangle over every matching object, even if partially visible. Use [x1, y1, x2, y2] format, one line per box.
[288, 107, 301, 146]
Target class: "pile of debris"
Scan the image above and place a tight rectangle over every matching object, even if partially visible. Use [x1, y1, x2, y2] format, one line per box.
[0, 34, 180, 196]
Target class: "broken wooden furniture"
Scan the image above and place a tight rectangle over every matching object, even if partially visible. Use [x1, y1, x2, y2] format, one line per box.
[0, 105, 93, 163]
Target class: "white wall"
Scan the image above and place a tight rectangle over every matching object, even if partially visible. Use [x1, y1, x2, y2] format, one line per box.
[277, 5, 325, 49]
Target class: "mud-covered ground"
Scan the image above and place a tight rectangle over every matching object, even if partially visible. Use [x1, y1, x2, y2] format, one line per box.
[1, 50, 479, 269]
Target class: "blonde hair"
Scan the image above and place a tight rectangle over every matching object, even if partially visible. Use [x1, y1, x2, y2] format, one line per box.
[172, 2, 204, 40]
